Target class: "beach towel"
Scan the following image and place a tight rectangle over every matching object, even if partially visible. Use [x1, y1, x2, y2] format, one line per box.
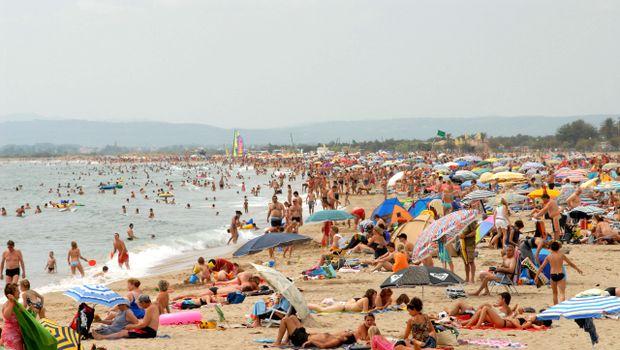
[14, 302, 58, 350]
[458, 338, 527, 348]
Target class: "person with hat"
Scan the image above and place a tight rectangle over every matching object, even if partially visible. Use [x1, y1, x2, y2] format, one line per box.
[92, 299, 139, 337]
[93, 295, 159, 340]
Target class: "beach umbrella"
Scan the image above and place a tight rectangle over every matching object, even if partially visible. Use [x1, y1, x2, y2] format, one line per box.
[594, 181, 620, 192]
[64, 285, 126, 308]
[452, 170, 478, 182]
[568, 206, 606, 219]
[462, 190, 496, 203]
[580, 178, 599, 190]
[479, 172, 495, 183]
[252, 264, 311, 321]
[40, 319, 82, 350]
[537, 295, 620, 320]
[387, 171, 405, 187]
[476, 216, 495, 243]
[233, 233, 312, 257]
[412, 209, 478, 260]
[520, 162, 544, 171]
[489, 193, 529, 205]
[380, 266, 463, 288]
[602, 163, 620, 171]
[472, 167, 491, 175]
[528, 188, 560, 199]
[492, 166, 509, 173]
[492, 172, 525, 182]
[305, 210, 354, 223]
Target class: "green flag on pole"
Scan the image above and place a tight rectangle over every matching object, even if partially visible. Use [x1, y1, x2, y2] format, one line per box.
[437, 130, 446, 138]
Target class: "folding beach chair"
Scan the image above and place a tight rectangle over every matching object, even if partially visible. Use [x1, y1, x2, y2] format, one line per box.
[260, 298, 291, 328]
[489, 249, 521, 295]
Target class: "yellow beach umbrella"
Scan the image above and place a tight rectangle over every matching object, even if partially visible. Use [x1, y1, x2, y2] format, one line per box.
[492, 172, 525, 182]
[479, 172, 495, 183]
[528, 188, 560, 199]
[40, 318, 82, 350]
[580, 177, 598, 189]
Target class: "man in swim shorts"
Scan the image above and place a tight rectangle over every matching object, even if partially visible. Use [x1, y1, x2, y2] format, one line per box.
[1, 240, 26, 284]
[267, 195, 285, 228]
[274, 315, 356, 348]
[111, 233, 130, 269]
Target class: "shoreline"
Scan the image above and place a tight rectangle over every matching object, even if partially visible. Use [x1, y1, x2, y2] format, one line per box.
[36, 193, 620, 350]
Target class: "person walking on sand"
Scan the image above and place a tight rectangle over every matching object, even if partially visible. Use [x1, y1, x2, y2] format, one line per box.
[1, 240, 26, 285]
[535, 241, 583, 305]
[67, 241, 89, 277]
[111, 233, 130, 269]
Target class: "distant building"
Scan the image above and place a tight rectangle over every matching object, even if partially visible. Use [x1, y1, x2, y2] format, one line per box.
[316, 145, 329, 156]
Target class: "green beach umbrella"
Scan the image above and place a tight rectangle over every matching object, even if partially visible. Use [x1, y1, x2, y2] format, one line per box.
[306, 210, 355, 223]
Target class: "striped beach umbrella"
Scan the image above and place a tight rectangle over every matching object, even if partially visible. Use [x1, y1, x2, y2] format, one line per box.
[463, 190, 496, 202]
[594, 181, 620, 192]
[568, 206, 606, 219]
[64, 284, 126, 308]
[537, 295, 620, 320]
[40, 318, 82, 350]
[305, 210, 355, 223]
[520, 162, 544, 171]
[412, 209, 478, 260]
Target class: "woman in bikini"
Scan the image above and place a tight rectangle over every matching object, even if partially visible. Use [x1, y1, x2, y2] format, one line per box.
[67, 241, 89, 277]
[403, 297, 436, 349]
[308, 289, 377, 313]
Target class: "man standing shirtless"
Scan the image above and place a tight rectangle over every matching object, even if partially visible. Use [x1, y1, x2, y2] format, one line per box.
[533, 193, 562, 241]
[1, 240, 26, 284]
[228, 211, 242, 245]
[267, 196, 285, 229]
[111, 233, 130, 269]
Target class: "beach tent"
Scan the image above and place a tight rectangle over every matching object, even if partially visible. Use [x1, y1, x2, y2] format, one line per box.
[390, 205, 413, 225]
[392, 213, 434, 243]
[371, 197, 404, 220]
[408, 196, 439, 217]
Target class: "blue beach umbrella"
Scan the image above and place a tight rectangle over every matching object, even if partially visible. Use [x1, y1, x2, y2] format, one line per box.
[306, 210, 355, 223]
[64, 285, 126, 308]
[537, 295, 620, 320]
[233, 233, 312, 257]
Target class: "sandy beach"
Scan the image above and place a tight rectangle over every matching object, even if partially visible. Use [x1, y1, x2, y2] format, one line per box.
[35, 193, 620, 350]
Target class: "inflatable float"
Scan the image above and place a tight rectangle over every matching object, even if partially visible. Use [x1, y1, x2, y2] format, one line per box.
[159, 311, 202, 326]
[100, 185, 116, 190]
[158, 192, 174, 198]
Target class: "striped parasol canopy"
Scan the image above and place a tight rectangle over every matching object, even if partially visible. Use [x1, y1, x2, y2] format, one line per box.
[568, 206, 606, 219]
[602, 162, 620, 171]
[520, 162, 544, 171]
[64, 284, 126, 308]
[452, 170, 478, 181]
[412, 209, 478, 261]
[462, 190, 496, 202]
[40, 318, 82, 350]
[537, 295, 620, 320]
[594, 181, 620, 192]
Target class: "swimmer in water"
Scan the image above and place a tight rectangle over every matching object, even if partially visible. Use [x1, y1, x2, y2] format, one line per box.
[149, 208, 155, 219]
[45, 251, 57, 274]
[67, 241, 89, 277]
[127, 223, 136, 240]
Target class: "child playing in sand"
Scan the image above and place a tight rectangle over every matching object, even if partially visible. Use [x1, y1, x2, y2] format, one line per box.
[193, 257, 210, 283]
[535, 241, 584, 305]
[156, 280, 170, 314]
[45, 251, 56, 274]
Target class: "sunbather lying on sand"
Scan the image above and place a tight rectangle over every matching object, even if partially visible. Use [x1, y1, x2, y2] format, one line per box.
[462, 307, 550, 330]
[307, 289, 377, 313]
[274, 314, 357, 348]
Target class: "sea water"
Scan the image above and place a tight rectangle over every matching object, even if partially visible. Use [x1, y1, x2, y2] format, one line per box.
[0, 160, 294, 295]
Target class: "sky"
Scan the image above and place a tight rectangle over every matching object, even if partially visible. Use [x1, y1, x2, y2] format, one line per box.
[1, 0, 619, 129]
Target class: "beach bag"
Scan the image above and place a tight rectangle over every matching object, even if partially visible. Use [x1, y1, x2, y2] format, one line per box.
[226, 291, 246, 304]
[14, 302, 58, 350]
[70, 303, 94, 339]
[436, 329, 458, 346]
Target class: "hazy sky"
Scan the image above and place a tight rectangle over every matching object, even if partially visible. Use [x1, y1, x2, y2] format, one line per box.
[1, 1, 618, 128]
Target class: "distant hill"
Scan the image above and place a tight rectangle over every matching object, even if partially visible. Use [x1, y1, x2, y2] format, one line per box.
[0, 115, 612, 147]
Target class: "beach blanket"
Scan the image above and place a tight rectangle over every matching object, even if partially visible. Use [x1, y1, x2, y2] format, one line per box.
[459, 338, 527, 348]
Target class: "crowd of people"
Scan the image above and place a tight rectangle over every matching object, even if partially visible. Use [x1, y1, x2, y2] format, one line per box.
[2, 151, 620, 349]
